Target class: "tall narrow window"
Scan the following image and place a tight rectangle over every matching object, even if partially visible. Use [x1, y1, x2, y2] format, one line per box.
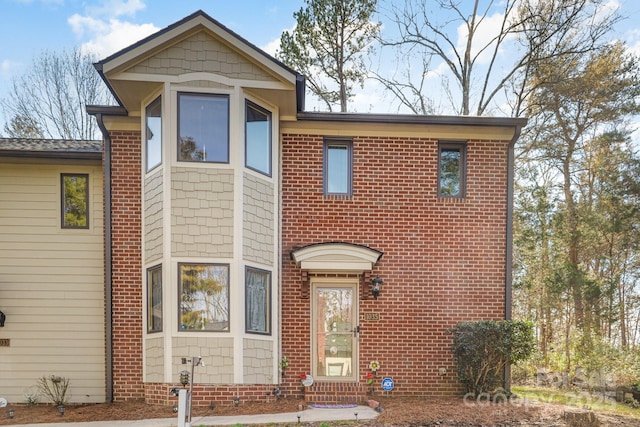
[178, 93, 229, 163]
[245, 267, 271, 335]
[245, 101, 271, 176]
[179, 263, 229, 331]
[324, 138, 353, 196]
[147, 265, 163, 333]
[61, 174, 89, 228]
[145, 96, 162, 171]
[438, 142, 466, 198]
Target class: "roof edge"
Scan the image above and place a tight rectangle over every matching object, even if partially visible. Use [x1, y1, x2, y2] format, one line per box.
[0, 150, 102, 161]
[94, 10, 305, 106]
[86, 105, 129, 117]
[296, 112, 528, 127]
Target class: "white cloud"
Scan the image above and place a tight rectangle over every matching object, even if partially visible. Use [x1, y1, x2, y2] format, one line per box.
[455, 12, 512, 65]
[261, 24, 295, 57]
[65, 1, 156, 59]
[85, 0, 146, 18]
[0, 59, 22, 76]
[626, 29, 640, 56]
[261, 36, 281, 57]
[68, 13, 158, 59]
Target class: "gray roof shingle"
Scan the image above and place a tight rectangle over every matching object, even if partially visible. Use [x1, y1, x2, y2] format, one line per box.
[0, 138, 102, 159]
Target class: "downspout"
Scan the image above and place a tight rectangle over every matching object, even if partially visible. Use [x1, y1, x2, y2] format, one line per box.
[94, 113, 114, 402]
[504, 123, 523, 393]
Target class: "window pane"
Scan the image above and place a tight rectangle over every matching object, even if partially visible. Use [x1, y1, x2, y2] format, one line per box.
[179, 264, 229, 331]
[61, 174, 88, 228]
[245, 102, 271, 175]
[439, 146, 464, 197]
[245, 267, 271, 334]
[178, 93, 229, 163]
[326, 142, 351, 195]
[145, 96, 162, 171]
[147, 266, 162, 333]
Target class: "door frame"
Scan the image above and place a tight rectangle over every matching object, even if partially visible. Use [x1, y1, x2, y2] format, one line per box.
[310, 276, 359, 382]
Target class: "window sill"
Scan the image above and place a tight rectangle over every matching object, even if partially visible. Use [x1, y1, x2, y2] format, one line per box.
[323, 194, 353, 201]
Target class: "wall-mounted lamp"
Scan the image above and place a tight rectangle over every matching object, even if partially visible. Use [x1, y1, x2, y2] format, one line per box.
[0, 310, 5, 327]
[179, 370, 190, 387]
[371, 276, 383, 299]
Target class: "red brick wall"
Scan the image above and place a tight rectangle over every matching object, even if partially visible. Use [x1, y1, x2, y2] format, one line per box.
[280, 133, 509, 399]
[109, 130, 144, 400]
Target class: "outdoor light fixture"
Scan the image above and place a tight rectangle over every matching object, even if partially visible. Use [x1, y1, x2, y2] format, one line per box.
[0, 310, 5, 327]
[57, 405, 65, 416]
[371, 276, 383, 299]
[179, 370, 190, 387]
[7, 409, 14, 419]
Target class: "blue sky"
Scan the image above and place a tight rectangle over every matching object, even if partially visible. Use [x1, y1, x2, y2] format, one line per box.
[0, 1, 302, 96]
[1, 0, 639, 127]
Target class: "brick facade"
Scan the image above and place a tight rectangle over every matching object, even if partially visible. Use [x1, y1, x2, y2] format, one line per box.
[110, 130, 145, 400]
[107, 129, 510, 405]
[280, 132, 509, 401]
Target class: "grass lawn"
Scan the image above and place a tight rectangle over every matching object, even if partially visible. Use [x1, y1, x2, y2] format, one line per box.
[513, 385, 640, 419]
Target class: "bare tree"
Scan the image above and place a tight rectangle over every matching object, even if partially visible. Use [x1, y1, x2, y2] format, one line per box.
[3, 114, 44, 138]
[1, 48, 112, 140]
[378, 0, 621, 116]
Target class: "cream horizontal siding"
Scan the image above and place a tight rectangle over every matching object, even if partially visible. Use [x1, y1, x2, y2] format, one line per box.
[0, 162, 106, 404]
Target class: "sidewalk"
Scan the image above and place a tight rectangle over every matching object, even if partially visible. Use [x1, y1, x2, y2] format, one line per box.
[7, 405, 379, 427]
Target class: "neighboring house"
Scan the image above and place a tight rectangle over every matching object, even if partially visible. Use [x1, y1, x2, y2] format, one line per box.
[0, 139, 105, 403]
[0, 10, 527, 405]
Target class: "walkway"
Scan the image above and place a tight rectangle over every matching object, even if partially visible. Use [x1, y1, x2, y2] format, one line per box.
[8, 404, 379, 426]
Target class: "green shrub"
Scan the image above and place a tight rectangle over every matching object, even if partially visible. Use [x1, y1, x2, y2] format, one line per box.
[450, 320, 535, 395]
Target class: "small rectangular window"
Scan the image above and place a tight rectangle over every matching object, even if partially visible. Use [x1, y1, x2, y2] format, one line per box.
[245, 267, 271, 335]
[438, 142, 466, 198]
[145, 96, 162, 172]
[324, 138, 353, 196]
[61, 173, 89, 228]
[245, 101, 272, 176]
[178, 93, 229, 163]
[147, 265, 163, 333]
[179, 263, 229, 331]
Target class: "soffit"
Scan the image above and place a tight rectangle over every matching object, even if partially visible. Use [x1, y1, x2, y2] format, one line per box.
[281, 119, 520, 141]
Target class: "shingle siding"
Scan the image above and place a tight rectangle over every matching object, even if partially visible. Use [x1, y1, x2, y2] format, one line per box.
[243, 172, 274, 266]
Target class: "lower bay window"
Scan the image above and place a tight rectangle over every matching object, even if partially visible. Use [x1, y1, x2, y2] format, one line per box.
[178, 263, 230, 331]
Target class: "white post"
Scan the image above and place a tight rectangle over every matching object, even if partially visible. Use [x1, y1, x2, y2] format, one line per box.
[177, 388, 187, 427]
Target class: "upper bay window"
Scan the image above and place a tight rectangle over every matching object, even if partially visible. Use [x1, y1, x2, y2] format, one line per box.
[438, 142, 467, 198]
[145, 96, 162, 172]
[178, 93, 229, 163]
[323, 138, 353, 196]
[245, 101, 272, 176]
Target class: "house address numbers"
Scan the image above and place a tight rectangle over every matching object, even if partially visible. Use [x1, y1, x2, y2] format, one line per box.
[0, 339, 9, 347]
[364, 313, 380, 321]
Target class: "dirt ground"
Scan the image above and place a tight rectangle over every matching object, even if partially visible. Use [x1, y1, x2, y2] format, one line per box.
[1, 395, 638, 426]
